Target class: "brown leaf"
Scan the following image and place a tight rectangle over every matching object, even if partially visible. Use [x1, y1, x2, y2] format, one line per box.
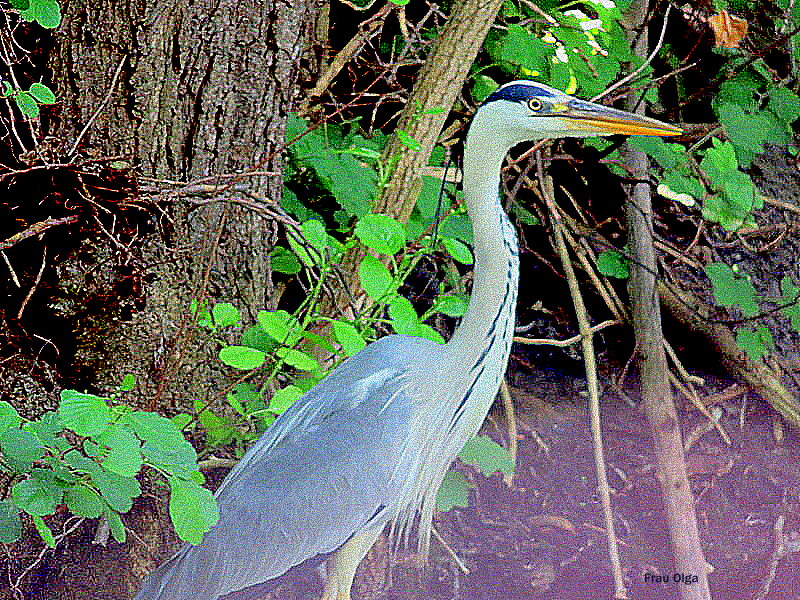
[708, 10, 748, 49]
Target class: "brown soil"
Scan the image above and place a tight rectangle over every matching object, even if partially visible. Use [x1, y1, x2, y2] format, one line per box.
[29, 370, 800, 600]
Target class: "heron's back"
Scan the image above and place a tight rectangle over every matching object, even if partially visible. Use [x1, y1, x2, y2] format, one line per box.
[136, 334, 443, 600]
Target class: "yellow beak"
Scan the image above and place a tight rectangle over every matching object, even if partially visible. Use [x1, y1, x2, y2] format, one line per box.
[562, 100, 682, 137]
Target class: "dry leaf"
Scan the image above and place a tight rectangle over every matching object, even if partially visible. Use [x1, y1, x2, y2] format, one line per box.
[708, 10, 748, 49]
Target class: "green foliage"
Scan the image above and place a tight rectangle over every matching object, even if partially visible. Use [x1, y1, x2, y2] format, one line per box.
[17, 0, 61, 28]
[703, 262, 800, 362]
[0, 384, 214, 547]
[285, 114, 381, 217]
[436, 470, 472, 512]
[1, 81, 57, 118]
[485, 0, 633, 97]
[458, 435, 515, 477]
[596, 250, 629, 279]
[436, 435, 515, 512]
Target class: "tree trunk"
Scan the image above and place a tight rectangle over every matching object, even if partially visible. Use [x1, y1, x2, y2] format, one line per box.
[50, 0, 316, 405]
[321, 0, 504, 321]
[39, 2, 318, 597]
[623, 3, 712, 598]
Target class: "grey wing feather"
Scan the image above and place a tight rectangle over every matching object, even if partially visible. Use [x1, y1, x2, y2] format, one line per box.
[136, 335, 436, 600]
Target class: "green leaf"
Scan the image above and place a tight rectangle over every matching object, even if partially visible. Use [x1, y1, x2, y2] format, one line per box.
[211, 302, 241, 328]
[396, 130, 421, 151]
[195, 403, 236, 448]
[287, 220, 328, 268]
[628, 137, 684, 170]
[275, 348, 320, 371]
[442, 237, 474, 265]
[96, 423, 142, 477]
[192, 299, 213, 329]
[332, 321, 367, 356]
[0, 428, 46, 471]
[359, 254, 393, 300]
[596, 250, 629, 279]
[388, 296, 419, 332]
[270, 246, 301, 275]
[435, 470, 472, 512]
[354, 214, 407, 255]
[227, 383, 262, 415]
[59, 390, 112, 437]
[471, 74, 499, 104]
[410, 323, 445, 344]
[0, 501, 22, 543]
[91, 468, 140, 513]
[168, 476, 219, 546]
[32, 515, 56, 547]
[64, 485, 104, 518]
[119, 374, 136, 392]
[218, 345, 267, 370]
[19, 0, 61, 28]
[63, 449, 101, 476]
[290, 122, 378, 217]
[781, 277, 800, 330]
[12, 473, 62, 516]
[125, 412, 193, 455]
[105, 508, 126, 543]
[736, 325, 773, 361]
[270, 385, 303, 414]
[28, 82, 56, 104]
[23, 411, 66, 451]
[699, 140, 760, 229]
[716, 102, 775, 156]
[257, 310, 302, 345]
[14, 92, 39, 117]
[705, 262, 759, 317]
[510, 202, 539, 226]
[433, 294, 469, 317]
[768, 86, 800, 125]
[458, 435, 515, 477]
[495, 25, 549, 75]
[240, 325, 275, 352]
[0, 401, 22, 433]
[10, 0, 30, 10]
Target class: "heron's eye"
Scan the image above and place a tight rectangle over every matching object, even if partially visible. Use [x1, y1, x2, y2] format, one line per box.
[527, 98, 543, 112]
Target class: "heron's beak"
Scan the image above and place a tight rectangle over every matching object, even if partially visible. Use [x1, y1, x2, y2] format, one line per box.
[560, 99, 682, 137]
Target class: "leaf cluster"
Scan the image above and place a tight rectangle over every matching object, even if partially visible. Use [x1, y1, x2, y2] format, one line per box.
[0, 384, 216, 547]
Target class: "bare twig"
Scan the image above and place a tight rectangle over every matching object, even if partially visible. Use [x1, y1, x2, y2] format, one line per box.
[67, 55, 127, 159]
[499, 378, 517, 486]
[591, 5, 671, 103]
[431, 526, 470, 574]
[17, 246, 46, 319]
[514, 319, 619, 345]
[0, 216, 78, 251]
[537, 150, 628, 599]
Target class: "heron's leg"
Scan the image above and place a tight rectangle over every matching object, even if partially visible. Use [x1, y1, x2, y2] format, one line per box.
[320, 526, 383, 600]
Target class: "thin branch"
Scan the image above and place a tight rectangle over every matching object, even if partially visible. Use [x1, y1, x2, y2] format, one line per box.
[591, 5, 671, 103]
[537, 150, 628, 599]
[0, 216, 78, 251]
[514, 319, 619, 345]
[67, 55, 127, 159]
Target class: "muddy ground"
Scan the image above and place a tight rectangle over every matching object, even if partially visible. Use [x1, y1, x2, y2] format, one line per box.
[39, 369, 796, 600]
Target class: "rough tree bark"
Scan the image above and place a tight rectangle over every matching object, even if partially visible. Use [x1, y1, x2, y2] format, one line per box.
[49, 1, 317, 405]
[35, 2, 319, 597]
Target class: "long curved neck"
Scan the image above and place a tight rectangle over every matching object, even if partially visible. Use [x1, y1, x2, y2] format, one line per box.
[444, 114, 520, 421]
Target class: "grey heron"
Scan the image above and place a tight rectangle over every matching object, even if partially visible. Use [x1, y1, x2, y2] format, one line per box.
[135, 80, 681, 600]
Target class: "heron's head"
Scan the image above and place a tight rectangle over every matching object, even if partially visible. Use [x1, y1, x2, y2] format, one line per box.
[474, 80, 681, 146]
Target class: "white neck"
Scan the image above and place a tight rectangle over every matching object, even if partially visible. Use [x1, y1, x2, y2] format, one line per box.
[444, 113, 520, 426]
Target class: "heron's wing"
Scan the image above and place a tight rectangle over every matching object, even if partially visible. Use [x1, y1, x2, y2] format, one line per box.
[137, 335, 436, 600]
